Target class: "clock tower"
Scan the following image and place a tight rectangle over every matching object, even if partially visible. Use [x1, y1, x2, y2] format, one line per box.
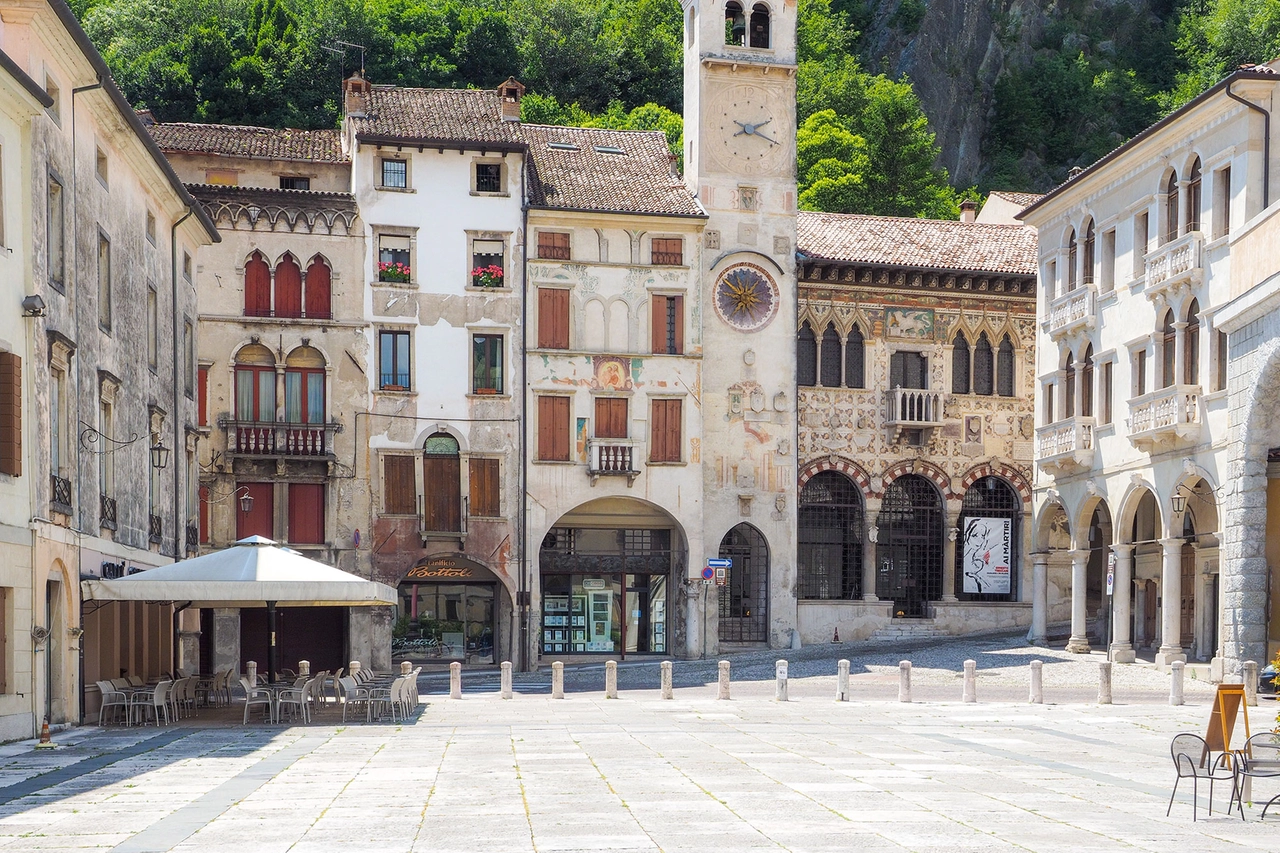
[683, 0, 798, 653]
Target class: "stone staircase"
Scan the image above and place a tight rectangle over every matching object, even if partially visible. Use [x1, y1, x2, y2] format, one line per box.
[868, 619, 950, 645]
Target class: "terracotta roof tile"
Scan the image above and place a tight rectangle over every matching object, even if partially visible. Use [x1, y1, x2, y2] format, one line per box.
[986, 191, 1044, 208]
[523, 125, 702, 217]
[797, 211, 1038, 276]
[349, 86, 523, 146]
[148, 123, 346, 163]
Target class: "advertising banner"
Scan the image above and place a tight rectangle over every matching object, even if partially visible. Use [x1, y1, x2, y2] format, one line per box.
[962, 517, 1012, 594]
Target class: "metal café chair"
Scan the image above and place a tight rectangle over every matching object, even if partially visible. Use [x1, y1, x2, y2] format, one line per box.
[1167, 732, 1234, 820]
[1230, 731, 1280, 819]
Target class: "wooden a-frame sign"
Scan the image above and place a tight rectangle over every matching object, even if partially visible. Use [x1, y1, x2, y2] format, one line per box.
[1205, 684, 1250, 752]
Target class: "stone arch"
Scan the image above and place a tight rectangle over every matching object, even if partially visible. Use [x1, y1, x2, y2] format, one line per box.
[879, 459, 949, 499]
[957, 462, 1031, 504]
[798, 456, 873, 502]
[1033, 496, 1072, 552]
[412, 423, 469, 454]
[1115, 478, 1164, 545]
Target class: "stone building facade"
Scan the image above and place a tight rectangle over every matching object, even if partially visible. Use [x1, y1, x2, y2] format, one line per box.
[793, 207, 1042, 644]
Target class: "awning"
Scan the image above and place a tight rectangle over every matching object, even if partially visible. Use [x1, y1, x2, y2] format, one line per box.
[80, 536, 397, 608]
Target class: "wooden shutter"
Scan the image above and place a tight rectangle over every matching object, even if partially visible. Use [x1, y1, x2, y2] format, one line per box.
[245, 253, 271, 316]
[651, 238, 682, 265]
[288, 483, 325, 544]
[305, 258, 331, 320]
[383, 455, 417, 515]
[0, 352, 21, 476]
[197, 366, 209, 427]
[594, 397, 628, 438]
[650, 295, 684, 355]
[198, 485, 209, 543]
[275, 256, 302, 318]
[538, 288, 569, 349]
[538, 396, 570, 461]
[423, 454, 461, 531]
[651, 295, 666, 353]
[469, 458, 500, 516]
[538, 231, 570, 260]
[650, 399, 681, 462]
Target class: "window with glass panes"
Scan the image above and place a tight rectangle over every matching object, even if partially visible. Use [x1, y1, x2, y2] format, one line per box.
[472, 334, 503, 393]
[381, 159, 407, 188]
[379, 330, 411, 390]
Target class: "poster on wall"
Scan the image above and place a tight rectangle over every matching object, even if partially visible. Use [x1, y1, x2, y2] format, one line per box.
[962, 517, 1012, 594]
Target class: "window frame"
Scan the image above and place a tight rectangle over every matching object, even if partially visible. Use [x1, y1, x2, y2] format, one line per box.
[375, 229, 415, 285]
[471, 332, 505, 395]
[380, 157, 409, 189]
[468, 456, 501, 517]
[650, 237, 683, 266]
[468, 235, 507, 289]
[651, 293, 684, 355]
[47, 171, 64, 291]
[538, 287, 571, 350]
[536, 231, 571, 261]
[97, 229, 112, 332]
[278, 175, 311, 191]
[471, 159, 506, 196]
[378, 329, 412, 391]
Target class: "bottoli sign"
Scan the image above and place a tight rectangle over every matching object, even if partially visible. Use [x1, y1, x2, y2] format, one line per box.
[403, 555, 489, 581]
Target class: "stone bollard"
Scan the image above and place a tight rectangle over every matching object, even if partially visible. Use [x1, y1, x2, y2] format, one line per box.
[1098, 661, 1113, 705]
[605, 661, 618, 699]
[1029, 660, 1044, 704]
[500, 661, 513, 699]
[246, 661, 258, 686]
[401, 660, 413, 676]
[718, 661, 731, 700]
[449, 662, 462, 700]
[836, 659, 850, 702]
[552, 661, 565, 699]
[1244, 661, 1259, 707]
[660, 661, 673, 699]
[898, 661, 912, 703]
[1170, 661, 1185, 706]
[775, 660, 789, 702]
[298, 660, 311, 677]
[963, 659, 976, 703]
[348, 660, 361, 677]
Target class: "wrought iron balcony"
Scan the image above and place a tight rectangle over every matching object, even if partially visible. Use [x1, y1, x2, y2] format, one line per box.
[50, 474, 71, 510]
[221, 419, 341, 458]
[149, 513, 163, 543]
[587, 438, 639, 485]
[1035, 416, 1095, 473]
[885, 387, 945, 443]
[1144, 232, 1203, 301]
[1045, 284, 1097, 340]
[100, 494, 118, 529]
[1126, 384, 1201, 450]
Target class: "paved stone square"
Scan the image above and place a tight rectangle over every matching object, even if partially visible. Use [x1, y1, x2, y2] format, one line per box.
[3, 639, 1279, 852]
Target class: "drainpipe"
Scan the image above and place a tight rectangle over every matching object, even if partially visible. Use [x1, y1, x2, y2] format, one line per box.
[1225, 78, 1271, 209]
[519, 155, 530, 673]
[171, 206, 194, 566]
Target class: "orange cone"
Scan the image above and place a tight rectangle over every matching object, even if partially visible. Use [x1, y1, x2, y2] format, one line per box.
[35, 718, 55, 750]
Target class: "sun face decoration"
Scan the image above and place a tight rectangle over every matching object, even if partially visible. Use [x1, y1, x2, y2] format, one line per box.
[714, 263, 779, 332]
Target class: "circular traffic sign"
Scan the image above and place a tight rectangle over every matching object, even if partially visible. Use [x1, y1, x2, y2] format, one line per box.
[701, 566, 715, 580]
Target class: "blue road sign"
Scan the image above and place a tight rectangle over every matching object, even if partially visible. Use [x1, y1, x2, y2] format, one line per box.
[701, 566, 715, 580]
[706, 558, 732, 568]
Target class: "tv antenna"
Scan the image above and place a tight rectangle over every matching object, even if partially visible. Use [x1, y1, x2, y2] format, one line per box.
[321, 40, 366, 77]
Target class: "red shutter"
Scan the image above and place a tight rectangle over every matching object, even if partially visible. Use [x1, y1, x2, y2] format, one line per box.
[423, 454, 461, 531]
[275, 256, 302, 318]
[197, 366, 209, 427]
[305, 258, 331, 320]
[469, 458, 500, 517]
[198, 485, 210, 543]
[650, 399, 681, 462]
[236, 482, 274, 540]
[0, 352, 21, 477]
[539, 397, 570, 461]
[651, 295, 666, 353]
[287, 483, 325, 544]
[538, 288, 569, 349]
[594, 397, 627, 438]
[245, 253, 271, 317]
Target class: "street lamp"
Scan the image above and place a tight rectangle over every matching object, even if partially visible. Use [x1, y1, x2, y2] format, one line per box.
[1171, 490, 1187, 515]
[150, 441, 170, 470]
[238, 489, 254, 514]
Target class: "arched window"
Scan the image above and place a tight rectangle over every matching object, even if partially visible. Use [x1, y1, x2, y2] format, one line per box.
[1081, 344, 1094, 417]
[974, 332, 994, 395]
[284, 347, 326, 424]
[244, 251, 271, 317]
[875, 475, 943, 616]
[1161, 309, 1177, 388]
[233, 344, 276, 453]
[304, 256, 331, 320]
[1067, 228, 1077, 291]
[798, 472, 863, 600]
[724, 1, 745, 45]
[1187, 158, 1202, 232]
[996, 335, 1015, 397]
[1063, 351, 1076, 419]
[1082, 218, 1095, 285]
[423, 433, 461, 532]
[749, 3, 770, 48]
[1185, 298, 1200, 385]
[951, 331, 970, 394]
[845, 325, 865, 388]
[820, 323, 842, 387]
[718, 523, 769, 642]
[275, 253, 302, 319]
[955, 476, 1021, 602]
[1165, 171, 1180, 242]
[797, 322, 817, 386]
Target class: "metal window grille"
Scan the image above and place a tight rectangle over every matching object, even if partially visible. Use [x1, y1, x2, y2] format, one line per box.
[149, 513, 163, 543]
[51, 474, 71, 509]
[890, 351, 927, 389]
[382, 159, 407, 188]
[475, 163, 502, 193]
[997, 335, 1015, 396]
[820, 324, 842, 387]
[797, 323, 817, 386]
[954, 477, 1021, 602]
[845, 326, 865, 388]
[717, 524, 769, 642]
[952, 332, 970, 394]
[538, 527, 673, 575]
[100, 494, 117, 528]
[973, 333, 994, 395]
[666, 298, 678, 354]
[875, 475, 943, 617]
[798, 472, 863, 599]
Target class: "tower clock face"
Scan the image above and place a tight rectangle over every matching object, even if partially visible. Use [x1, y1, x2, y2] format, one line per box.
[708, 82, 789, 175]
[714, 263, 780, 332]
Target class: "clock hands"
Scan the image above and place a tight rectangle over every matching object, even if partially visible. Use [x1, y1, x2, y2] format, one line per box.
[732, 118, 777, 145]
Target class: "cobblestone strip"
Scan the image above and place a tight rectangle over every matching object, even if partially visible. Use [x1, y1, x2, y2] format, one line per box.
[0, 730, 191, 806]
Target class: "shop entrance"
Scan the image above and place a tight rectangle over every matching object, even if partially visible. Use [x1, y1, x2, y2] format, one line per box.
[394, 555, 499, 665]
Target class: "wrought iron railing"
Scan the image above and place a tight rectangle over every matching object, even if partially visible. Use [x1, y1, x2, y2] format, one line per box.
[186, 523, 200, 553]
[149, 513, 163, 543]
[100, 494, 117, 528]
[51, 474, 72, 509]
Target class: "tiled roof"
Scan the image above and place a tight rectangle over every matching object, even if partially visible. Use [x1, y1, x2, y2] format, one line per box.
[348, 86, 524, 146]
[987, 191, 1044, 208]
[148, 123, 346, 163]
[184, 183, 357, 212]
[797, 211, 1038, 276]
[523, 125, 703, 217]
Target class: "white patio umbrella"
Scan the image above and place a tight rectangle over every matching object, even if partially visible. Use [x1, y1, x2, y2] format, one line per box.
[81, 536, 396, 683]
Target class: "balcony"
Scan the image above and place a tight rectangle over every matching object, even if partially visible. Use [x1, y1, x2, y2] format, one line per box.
[1045, 284, 1097, 340]
[1144, 232, 1203, 302]
[100, 494, 118, 530]
[222, 419, 341, 458]
[1036, 417, 1095, 473]
[885, 387, 945, 443]
[1126, 384, 1201, 450]
[588, 438, 639, 485]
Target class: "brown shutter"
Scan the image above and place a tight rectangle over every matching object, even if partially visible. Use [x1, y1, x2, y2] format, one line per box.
[423, 454, 461, 531]
[287, 483, 325, 544]
[383, 455, 417, 515]
[651, 295, 665, 353]
[651, 399, 681, 462]
[672, 295, 684, 355]
[538, 288, 569, 349]
[469, 458, 500, 517]
[0, 352, 21, 476]
[197, 366, 209, 427]
[594, 397, 628, 438]
[199, 485, 210, 543]
[539, 396, 570, 461]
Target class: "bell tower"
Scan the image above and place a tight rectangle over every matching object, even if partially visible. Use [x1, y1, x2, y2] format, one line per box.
[683, 0, 799, 652]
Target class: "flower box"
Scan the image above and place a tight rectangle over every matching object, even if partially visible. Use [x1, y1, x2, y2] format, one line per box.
[470, 264, 504, 288]
[378, 261, 411, 283]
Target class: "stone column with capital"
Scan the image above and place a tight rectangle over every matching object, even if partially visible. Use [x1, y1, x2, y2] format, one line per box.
[941, 515, 959, 602]
[1110, 544, 1136, 663]
[1030, 553, 1049, 645]
[1156, 537, 1187, 665]
[862, 514, 879, 601]
[1066, 549, 1091, 653]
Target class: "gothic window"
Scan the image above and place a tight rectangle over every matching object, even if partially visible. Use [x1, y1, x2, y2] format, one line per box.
[1161, 309, 1177, 388]
[820, 323, 842, 387]
[797, 322, 817, 386]
[244, 251, 271, 317]
[275, 253, 302, 318]
[1081, 344, 1094, 417]
[305, 256, 332, 320]
[749, 3, 771, 48]
[798, 472, 863, 600]
[973, 332, 994, 396]
[845, 325, 865, 388]
[1187, 158, 1202, 232]
[724, 1, 745, 45]
[1082, 218, 1095, 285]
[1063, 353, 1076, 419]
[951, 331, 970, 394]
[1067, 228, 1077, 291]
[1165, 171, 1180, 242]
[997, 334, 1015, 397]
[1185, 298, 1200, 385]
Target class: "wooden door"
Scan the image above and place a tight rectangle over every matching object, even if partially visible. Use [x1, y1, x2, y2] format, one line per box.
[1180, 544, 1196, 648]
[423, 454, 461, 532]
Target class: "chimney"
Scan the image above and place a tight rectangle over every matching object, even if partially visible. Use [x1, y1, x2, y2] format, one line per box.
[498, 77, 526, 122]
[1068, 165, 1084, 180]
[343, 72, 371, 118]
[959, 199, 977, 223]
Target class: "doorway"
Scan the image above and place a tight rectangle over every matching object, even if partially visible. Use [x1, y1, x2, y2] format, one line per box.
[876, 475, 943, 617]
[717, 524, 769, 642]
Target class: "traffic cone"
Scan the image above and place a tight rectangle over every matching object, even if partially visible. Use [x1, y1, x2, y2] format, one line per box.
[35, 718, 55, 750]
[833, 627, 841, 643]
